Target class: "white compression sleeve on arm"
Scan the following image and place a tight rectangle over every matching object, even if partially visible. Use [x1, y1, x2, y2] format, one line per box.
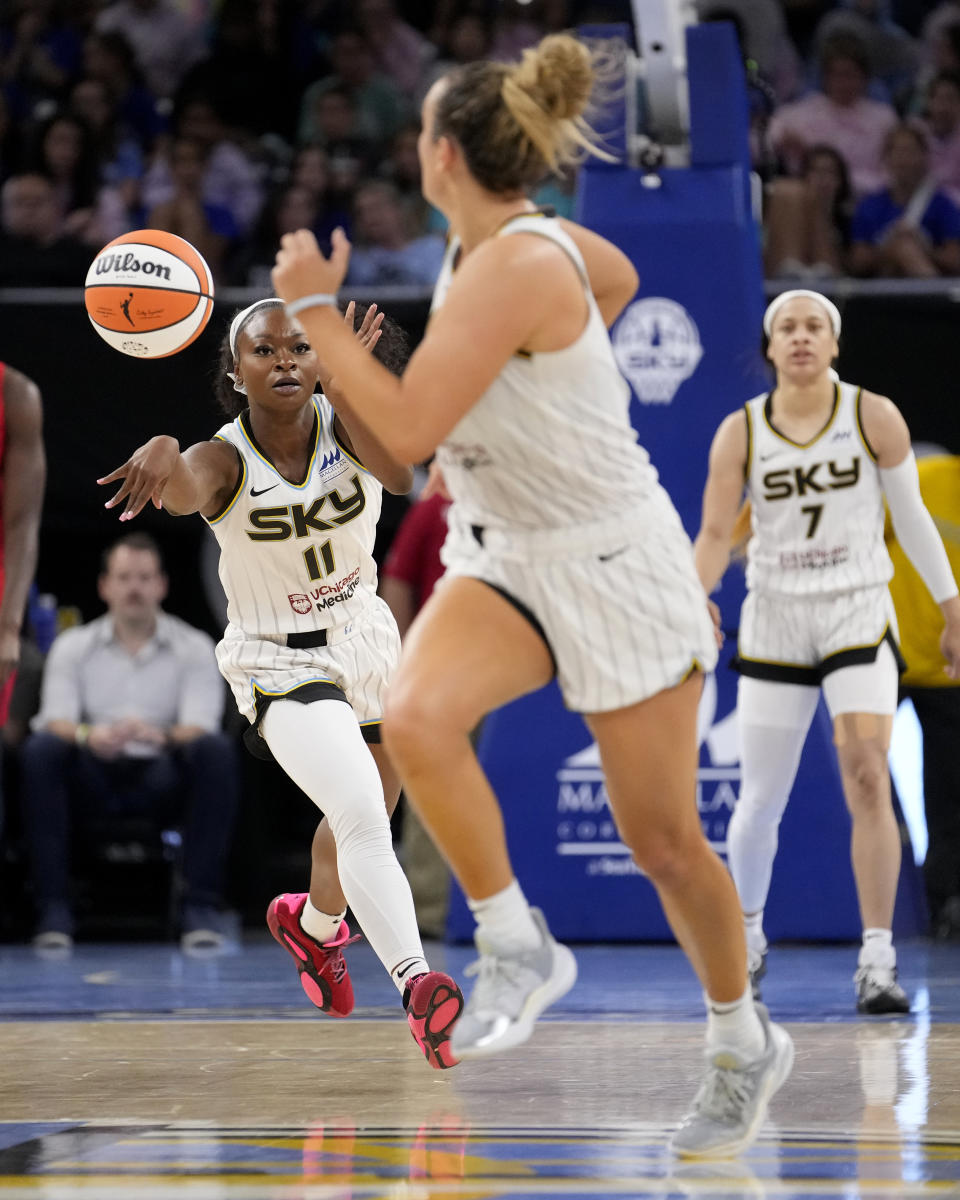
[880, 450, 959, 604]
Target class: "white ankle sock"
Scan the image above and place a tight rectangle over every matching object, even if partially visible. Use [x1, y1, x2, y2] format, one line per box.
[860, 927, 895, 968]
[391, 955, 430, 994]
[300, 898, 345, 946]
[705, 984, 766, 1062]
[468, 879, 541, 952]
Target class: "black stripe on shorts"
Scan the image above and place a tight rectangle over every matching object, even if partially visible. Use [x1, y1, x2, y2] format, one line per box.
[733, 626, 905, 687]
[243, 680, 350, 760]
[477, 579, 558, 676]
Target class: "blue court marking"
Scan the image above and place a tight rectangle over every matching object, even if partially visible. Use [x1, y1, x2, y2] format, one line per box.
[0, 939, 958, 1023]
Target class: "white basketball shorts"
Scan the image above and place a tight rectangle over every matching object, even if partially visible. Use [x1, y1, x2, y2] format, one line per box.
[735, 583, 904, 713]
[440, 496, 718, 714]
[217, 595, 401, 738]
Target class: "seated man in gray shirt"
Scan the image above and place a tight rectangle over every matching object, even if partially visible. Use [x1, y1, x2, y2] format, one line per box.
[20, 531, 240, 953]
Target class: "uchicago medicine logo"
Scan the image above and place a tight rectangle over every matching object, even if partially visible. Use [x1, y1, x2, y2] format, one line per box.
[612, 297, 703, 404]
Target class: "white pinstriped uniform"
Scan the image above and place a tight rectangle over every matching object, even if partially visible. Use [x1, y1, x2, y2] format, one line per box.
[738, 381, 899, 676]
[204, 395, 400, 727]
[433, 214, 716, 712]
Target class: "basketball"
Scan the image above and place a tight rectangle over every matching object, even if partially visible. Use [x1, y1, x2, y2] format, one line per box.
[84, 230, 215, 359]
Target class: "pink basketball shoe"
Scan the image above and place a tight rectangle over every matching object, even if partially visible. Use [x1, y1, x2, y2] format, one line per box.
[267, 893, 358, 1017]
[403, 971, 464, 1069]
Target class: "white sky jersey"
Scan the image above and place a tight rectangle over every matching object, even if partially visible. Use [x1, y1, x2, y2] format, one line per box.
[204, 395, 382, 633]
[745, 380, 893, 596]
[430, 213, 660, 536]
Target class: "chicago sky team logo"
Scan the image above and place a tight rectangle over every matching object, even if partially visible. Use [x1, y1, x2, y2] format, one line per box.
[288, 593, 312, 614]
[612, 297, 703, 404]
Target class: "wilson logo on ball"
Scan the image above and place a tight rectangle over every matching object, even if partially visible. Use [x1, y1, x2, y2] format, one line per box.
[93, 252, 173, 280]
[84, 229, 214, 359]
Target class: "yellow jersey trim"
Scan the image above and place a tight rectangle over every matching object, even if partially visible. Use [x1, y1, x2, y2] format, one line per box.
[252, 677, 337, 700]
[743, 403, 753, 481]
[855, 387, 878, 461]
[762, 382, 840, 449]
[821, 623, 891, 663]
[237, 401, 321, 490]
[735, 650, 815, 670]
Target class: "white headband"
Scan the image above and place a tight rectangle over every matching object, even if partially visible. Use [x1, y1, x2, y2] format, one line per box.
[226, 298, 281, 394]
[763, 289, 841, 339]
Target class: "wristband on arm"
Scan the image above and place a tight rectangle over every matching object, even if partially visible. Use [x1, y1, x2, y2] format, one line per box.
[285, 294, 338, 318]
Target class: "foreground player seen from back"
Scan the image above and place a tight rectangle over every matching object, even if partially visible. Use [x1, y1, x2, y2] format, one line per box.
[694, 290, 960, 1015]
[97, 298, 463, 1070]
[271, 32, 793, 1158]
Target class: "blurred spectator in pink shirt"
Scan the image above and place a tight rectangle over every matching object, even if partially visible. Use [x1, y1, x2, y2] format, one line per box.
[921, 70, 960, 205]
[767, 36, 897, 197]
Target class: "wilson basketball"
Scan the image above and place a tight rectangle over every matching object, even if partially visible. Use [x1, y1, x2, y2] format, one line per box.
[84, 230, 215, 359]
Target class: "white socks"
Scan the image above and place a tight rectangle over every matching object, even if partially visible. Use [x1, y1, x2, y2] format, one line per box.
[860, 927, 895, 969]
[300, 898, 345, 946]
[706, 984, 767, 1062]
[469, 879, 542, 952]
[390, 954, 429, 993]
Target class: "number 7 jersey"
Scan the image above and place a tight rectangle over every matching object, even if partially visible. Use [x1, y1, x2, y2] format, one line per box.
[204, 395, 382, 633]
[744, 380, 893, 596]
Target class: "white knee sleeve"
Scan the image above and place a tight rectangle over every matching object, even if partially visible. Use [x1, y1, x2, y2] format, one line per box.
[261, 698, 424, 977]
[729, 679, 820, 914]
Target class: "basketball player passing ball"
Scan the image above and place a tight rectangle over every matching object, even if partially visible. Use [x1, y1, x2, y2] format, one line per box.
[271, 32, 793, 1158]
[97, 298, 464, 1071]
[694, 289, 960, 1015]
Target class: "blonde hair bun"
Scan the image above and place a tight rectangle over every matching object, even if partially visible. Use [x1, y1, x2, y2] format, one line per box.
[511, 34, 594, 121]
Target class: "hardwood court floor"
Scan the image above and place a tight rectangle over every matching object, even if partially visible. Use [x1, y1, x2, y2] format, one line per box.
[0, 936, 958, 1198]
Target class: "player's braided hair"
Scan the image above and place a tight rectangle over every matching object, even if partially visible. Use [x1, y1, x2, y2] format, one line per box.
[214, 299, 411, 417]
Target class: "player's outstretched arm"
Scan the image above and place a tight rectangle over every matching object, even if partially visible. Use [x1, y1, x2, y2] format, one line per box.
[694, 411, 749, 596]
[98, 437, 239, 521]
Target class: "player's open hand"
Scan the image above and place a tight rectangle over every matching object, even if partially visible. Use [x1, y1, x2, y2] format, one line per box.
[347, 299, 384, 353]
[273, 227, 350, 303]
[98, 435, 180, 521]
[318, 301, 384, 398]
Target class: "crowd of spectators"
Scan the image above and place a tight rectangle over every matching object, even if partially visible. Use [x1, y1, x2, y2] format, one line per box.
[0, 0, 602, 289]
[0, 0, 959, 290]
[718, 0, 960, 279]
